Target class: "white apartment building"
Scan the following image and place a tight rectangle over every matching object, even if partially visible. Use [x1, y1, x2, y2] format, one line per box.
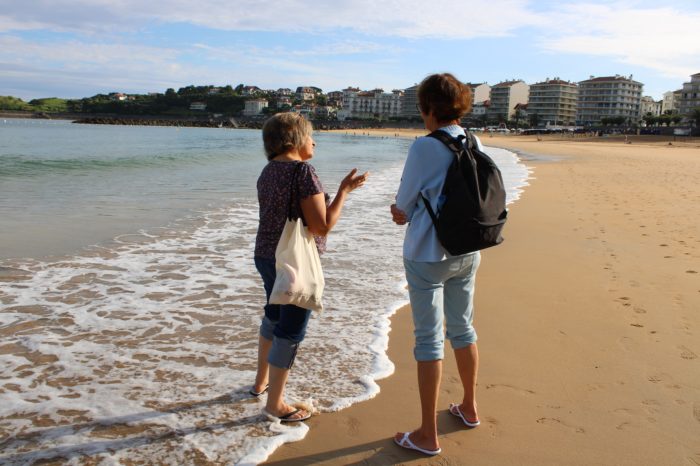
[468, 83, 491, 105]
[326, 91, 343, 107]
[678, 72, 700, 116]
[276, 96, 292, 108]
[295, 87, 321, 102]
[243, 99, 268, 116]
[661, 90, 680, 114]
[527, 78, 578, 126]
[577, 75, 643, 125]
[339, 88, 403, 120]
[471, 100, 489, 117]
[486, 80, 529, 121]
[400, 85, 420, 119]
[640, 96, 661, 116]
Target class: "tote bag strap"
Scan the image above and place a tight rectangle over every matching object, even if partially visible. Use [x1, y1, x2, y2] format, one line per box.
[286, 162, 304, 221]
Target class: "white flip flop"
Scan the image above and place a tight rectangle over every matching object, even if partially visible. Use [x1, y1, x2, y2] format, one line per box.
[449, 402, 481, 427]
[393, 432, 441, 456]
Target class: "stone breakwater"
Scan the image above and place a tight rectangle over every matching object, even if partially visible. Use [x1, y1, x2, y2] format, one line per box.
[71, 116, 424, 131]
[73, 117, 259, 129]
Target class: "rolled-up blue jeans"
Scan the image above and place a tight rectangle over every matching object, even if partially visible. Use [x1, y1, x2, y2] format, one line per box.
[254, 256, 312, 369]
[404, 252, 480, 361]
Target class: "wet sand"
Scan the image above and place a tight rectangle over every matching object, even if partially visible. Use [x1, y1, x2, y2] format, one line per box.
[266, 133, 700, 465]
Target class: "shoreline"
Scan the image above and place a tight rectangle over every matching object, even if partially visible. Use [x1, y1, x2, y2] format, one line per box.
[264, 134, 700, 464]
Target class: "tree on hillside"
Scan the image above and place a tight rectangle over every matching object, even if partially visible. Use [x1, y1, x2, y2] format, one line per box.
[29, 98, 69, 112]
[0, 96, 31, 111]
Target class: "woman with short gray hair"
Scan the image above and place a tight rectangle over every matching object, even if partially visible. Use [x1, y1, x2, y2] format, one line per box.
[252, 112, 368, 422]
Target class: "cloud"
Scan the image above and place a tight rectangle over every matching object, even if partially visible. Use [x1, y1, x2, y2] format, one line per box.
[0, 36, 208, 96]
[1, 0, 541, 38]
[539, 2, 700, 80]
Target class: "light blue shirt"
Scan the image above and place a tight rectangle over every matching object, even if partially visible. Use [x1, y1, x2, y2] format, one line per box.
[395, 125, 483, 262]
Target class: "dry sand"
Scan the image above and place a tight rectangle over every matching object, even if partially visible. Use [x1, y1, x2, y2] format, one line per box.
[265, 133, 700, 465]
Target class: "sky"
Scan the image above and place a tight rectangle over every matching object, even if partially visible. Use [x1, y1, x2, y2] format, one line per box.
[1, 0, 699, 101]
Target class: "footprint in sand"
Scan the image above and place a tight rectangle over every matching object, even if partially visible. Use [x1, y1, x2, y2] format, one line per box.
[345, 416, 360, 436]
[536, 417, 585, 434]
[687, 270, 698, 274]
[680, 346, 698, 360]
[485, 384, 535, 395]
[616, 297, 632, 307]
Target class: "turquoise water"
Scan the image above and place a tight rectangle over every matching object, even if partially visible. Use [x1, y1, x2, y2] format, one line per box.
[0, 119, 408, 259]
[0, 118, 530, 464]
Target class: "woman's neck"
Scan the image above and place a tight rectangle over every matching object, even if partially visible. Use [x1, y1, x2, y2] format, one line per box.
[272, 150, 301, 162]
[424, 113, 460, 132]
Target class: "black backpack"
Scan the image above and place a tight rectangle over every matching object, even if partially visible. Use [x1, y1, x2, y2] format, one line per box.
[420, 130, 508, 255]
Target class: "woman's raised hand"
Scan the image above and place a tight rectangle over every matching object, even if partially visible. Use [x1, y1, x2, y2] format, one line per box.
[340, 168, 369, 194]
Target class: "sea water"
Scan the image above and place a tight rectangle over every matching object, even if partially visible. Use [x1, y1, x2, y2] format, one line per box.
[0, 119, 530, 464]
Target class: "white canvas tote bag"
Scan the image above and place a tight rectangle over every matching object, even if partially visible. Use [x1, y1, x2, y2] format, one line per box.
[269, 163, 324, 312]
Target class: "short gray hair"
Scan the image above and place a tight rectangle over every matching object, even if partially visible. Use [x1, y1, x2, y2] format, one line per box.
[262, 113, 313, 160]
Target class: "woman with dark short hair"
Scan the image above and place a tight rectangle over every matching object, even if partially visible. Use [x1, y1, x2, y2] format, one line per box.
[252, 112, 368, 422]
[390, 73, 484, 455]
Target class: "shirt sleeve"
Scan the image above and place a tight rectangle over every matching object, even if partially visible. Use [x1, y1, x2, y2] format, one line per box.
[395, 138, 429, 220]
[298, 162, 324, 199]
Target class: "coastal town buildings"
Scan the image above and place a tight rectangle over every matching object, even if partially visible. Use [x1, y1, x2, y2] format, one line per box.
[460, 83, 491, 122]
[296, 87, 321, 101]
[526, 78, 578, 127]
[338, 88, 403, 120]
[326, 91, 343, 107]
[241, 86, 261, 96]
[678, 72, 700, 116]
[471, 100, 489, 118]
[243, 99, 268, 116]
[661, 90, 681, 114]
[486, 80, 529, 122]
[640, 96, 662, 116]
[513, 103, 529, 126]
[400, 85, 420, 119]
[467, 83, 491, 106]
[275, 96, 292, 108]
[576, 75, 643, 125]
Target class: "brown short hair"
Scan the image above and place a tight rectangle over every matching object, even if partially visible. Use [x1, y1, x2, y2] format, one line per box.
[262, 112, 313, 160]
[417, 73, 472, 123]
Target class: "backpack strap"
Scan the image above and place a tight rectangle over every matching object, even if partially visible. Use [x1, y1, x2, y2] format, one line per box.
[427, 129, 468, 154]
[419, 129, 469, 225]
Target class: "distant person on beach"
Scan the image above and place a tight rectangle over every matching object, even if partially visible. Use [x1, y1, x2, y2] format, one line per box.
[252, 112, 368, 422]
[390, 73, 483, 455]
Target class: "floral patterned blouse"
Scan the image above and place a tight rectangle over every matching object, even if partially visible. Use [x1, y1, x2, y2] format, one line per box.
[254, 160, 329, 259]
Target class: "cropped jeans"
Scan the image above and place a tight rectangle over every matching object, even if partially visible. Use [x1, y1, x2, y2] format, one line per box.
[404, 252, 481, 361]
[254, 257, 312, 369]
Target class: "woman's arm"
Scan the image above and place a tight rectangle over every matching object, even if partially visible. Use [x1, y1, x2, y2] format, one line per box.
[301, 168, 368, 236]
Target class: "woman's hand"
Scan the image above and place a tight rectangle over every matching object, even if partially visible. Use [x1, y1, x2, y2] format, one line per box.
[390, 204, 408, 225]
[301, 169, 369, 237]
[339, 168, 369, 194]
